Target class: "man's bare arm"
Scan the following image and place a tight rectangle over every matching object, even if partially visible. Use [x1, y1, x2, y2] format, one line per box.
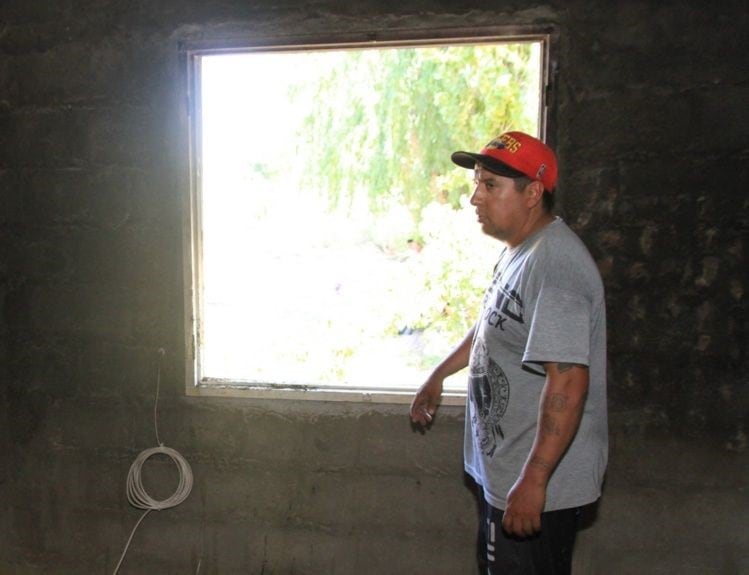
[501, 362, 589, 537]
[409, 325, 475, 426]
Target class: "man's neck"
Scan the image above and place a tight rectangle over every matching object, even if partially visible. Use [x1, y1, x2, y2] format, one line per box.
[506, 211, 555, 249]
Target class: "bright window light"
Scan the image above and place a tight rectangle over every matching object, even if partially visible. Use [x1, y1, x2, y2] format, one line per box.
[188, 37, 545, 399]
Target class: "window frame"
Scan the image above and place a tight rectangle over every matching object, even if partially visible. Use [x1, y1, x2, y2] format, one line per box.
[181, 26, 556, 403]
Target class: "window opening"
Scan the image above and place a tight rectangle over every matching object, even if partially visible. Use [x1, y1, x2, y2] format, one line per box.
[186, 34, 548, 400]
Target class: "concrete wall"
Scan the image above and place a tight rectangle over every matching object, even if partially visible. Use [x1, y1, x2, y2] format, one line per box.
[1, 1, 747, 573]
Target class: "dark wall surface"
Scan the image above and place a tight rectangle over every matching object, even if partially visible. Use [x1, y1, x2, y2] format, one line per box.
[1, 1, 747, 573]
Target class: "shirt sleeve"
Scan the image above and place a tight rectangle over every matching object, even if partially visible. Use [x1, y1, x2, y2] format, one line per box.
[522, 285, 591, 372]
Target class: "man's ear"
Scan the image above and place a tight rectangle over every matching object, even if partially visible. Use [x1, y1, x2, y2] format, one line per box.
[525, 180, 545, 208]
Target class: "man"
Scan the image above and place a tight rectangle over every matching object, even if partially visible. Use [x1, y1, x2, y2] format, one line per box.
[410, 131, 607, 575]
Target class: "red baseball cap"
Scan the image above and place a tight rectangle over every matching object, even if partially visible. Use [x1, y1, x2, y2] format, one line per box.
[451, 131, 558, 192]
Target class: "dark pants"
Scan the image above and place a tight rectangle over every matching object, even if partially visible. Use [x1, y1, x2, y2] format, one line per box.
[477, 494, 580, 575]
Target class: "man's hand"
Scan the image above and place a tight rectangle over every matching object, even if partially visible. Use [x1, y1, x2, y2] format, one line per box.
[409, 325, 474, 428]
[501, 472, 547, 537]
[409, 376, 443, 427]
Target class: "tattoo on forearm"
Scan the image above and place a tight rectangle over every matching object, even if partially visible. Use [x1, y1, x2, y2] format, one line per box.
[557, 362, 576, 373]
[545, 393, 568, 412]
[529, 455, 552, 472]
[541, 413, 561, 437]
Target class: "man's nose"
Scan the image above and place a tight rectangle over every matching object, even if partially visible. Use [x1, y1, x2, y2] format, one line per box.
[470, 186, 481, 205]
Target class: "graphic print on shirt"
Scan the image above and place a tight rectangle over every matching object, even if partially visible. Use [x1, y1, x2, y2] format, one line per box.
[469, 337, 510, 457]
[483, 280, 525, 331]
[496, 283, 524, 324]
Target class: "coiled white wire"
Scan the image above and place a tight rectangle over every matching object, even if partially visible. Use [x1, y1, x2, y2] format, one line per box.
[125, 445, 194, 511]
[113, 348, 194, 575]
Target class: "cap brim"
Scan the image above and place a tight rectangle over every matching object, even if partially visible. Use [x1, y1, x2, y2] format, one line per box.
[451, 151, 527, 179]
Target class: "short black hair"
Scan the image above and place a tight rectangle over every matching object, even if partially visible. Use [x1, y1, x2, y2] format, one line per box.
[542, 189, 555, 212]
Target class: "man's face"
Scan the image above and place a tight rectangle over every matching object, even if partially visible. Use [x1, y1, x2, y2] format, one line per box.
[470, 165, 530, 244]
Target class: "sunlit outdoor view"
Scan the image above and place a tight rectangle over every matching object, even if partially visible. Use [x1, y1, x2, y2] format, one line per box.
[197, 40, 542, 393]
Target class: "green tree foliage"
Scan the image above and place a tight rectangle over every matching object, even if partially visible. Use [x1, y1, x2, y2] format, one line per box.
[286, 42, 540, 366]
[296, 42, 539, 220]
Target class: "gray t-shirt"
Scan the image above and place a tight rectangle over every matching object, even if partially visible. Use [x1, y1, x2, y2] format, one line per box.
[464, 217, 608, 511]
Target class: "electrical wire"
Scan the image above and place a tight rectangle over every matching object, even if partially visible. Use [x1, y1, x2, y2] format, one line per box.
[112, 348, 194, 575]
